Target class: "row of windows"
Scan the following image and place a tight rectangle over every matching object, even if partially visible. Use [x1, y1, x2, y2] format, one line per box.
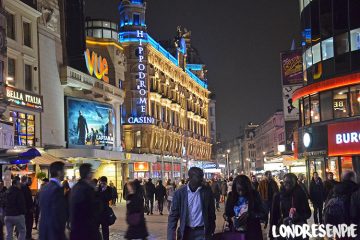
[300, 84, 360, 126]
[303, 29, 360, 69]
[7, 57, 33, 92]
[85, 20, 118, 31]
[85, 29, 118, 41]
[6, 12, 32, 48]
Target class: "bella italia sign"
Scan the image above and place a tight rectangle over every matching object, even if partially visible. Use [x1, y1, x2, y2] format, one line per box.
[6, 86, 43, 111]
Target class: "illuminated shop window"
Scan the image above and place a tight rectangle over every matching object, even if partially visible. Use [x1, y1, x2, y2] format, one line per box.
[350, 28, 360, 51]
[310, 94, 320, 123]
[304, 97, 311, 125]
[93, 29, 101, 38]
[312, 43, 321, 64]
[350, 85, 360, 116]
[328, 157, 340, 180]
[305, 48, 313, 69]
[335, 33, 349, 55]
[320, 91, 333, 121]
[9, 111, 35, 147]
[341, 157, 354, 175]
[333, 88, 349, 118]
[321, 38, 334, 60]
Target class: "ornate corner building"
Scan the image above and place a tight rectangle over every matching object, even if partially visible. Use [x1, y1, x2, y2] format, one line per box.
[119, 0, 212, 175]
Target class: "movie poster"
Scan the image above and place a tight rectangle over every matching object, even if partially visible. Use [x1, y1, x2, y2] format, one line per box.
[280, 50, 303, 86]
[67, 98, 115, 147]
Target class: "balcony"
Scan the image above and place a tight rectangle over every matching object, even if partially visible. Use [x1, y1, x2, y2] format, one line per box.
[60, 66, 125, 104]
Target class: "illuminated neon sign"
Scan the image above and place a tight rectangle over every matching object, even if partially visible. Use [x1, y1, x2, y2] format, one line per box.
[127, 117, 155, 124]
[84, 49, 109, 83]
[328, 120, 360, 156]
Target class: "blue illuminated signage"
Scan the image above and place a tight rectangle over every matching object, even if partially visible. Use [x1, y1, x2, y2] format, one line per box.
[127, 117, 155, 124]
[136, 30, 148, 115]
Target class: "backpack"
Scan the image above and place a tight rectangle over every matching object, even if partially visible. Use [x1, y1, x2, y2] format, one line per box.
[323, 195, 347, 225]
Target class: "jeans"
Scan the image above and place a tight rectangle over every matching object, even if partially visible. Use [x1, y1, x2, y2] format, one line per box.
[183, 227, 206, 240]
[4, 215, 26, 240]
[25, 212, 33, 239]
[313, 203, 323, 224]
[99, 223, 109, 240]
[145, 197, 154, 214]
[215, 195, 220, 209]
[167, 200, 172, 212]
[158, 199, 164, 213]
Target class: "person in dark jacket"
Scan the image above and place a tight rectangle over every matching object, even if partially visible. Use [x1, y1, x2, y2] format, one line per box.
[220, 180, 227, 203]
[97, 176, 113, 240]
[297, 174, 309, 199]
[251, 175, 259, 191]
[270, 173, 311, 240]
[351, 185, 360, 240]
[20, 176, 33, 240]
[210, 179, 221, 211]
[323, 172, 338, 200]
[144, 179, 156, 215]
[224, 175, 266, 240]
[309, 172, 325, 224]
[4, 177, 26, 240]
[167, 167, 216, 240]
[33, 179, 48, 230]
[0, 180, 7, 240]
[125, 180, 149, 240]
[328, 171, 359, 226]
[70, 163, 101, 240]
[39, 162, 67, 240]
[155, 180, 167, 215]
[123, 178, 130, 201]
[109, 181, 118, 206]
[62, 180, 71, 230]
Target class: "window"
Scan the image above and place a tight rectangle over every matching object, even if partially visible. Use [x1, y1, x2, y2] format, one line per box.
[333, 0, 349, 34]
[92, 21, 102, 27]
[93, 29, 101, 38]
[322, 38, 334, 60]
[133, 14, 140, 26]
[350, 28, 360, 51]
[135, 131, 141, 148]
[161, 107, 166, 121]
[311, 94, 320, 123]
[304, 97, 311, 125]
[7, 58, 15, 85]
[320, 91, 333, 120]
[350, 0, 360, 29]
[333, 88, 349, 118]
[312, 43, 321, 64]
[350, 85, 360, 116]
[305, 48, 313, 69]
[103, 29, 111, 39]
[335, 33, 349, 55]
[6, 13, 15, 40]
[9, 111, 35, 147]
[320, 0, 332, 39]
[23, 22, 31, 47]
[112, 31, 118, 40]
[24, 64, 32, 91]
[102, 21, 110, 28]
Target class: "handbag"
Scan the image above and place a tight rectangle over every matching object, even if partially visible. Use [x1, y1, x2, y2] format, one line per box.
[107, 207, 117, 226]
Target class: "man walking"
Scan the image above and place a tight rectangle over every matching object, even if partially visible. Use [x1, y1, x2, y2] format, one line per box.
[97, 176, 113, 240]
[168, 167, 216, 240]
[155, 180, 167, 215]
[4, 176, 26, 240]
[323, 172, 338, 200]
[20, 176, 33, 240]
[70, 163, 101, 240]
[144, 178, 156, 215]
[39, 162, 67, 240]
[258, 171, 279, 229]
[309, 172, 325, 224]
[210, 179, 221, 211]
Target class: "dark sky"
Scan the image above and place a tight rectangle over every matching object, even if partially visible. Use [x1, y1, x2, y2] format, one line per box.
[85, 0, 300, 140]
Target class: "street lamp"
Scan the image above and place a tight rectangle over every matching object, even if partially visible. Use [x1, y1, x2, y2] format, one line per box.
[226, 149, 231, 179]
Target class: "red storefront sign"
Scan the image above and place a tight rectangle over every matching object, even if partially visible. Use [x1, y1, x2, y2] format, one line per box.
[328, 120, 360, 156]
[134, 162, 149, 172]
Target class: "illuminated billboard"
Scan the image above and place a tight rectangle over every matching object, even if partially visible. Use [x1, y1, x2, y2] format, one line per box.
[66, 98, 114, 147]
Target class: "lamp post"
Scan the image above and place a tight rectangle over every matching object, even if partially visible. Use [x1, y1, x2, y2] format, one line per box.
[226, 149, 231, 179]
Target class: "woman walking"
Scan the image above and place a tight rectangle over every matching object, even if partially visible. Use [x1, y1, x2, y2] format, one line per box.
[125, 180, 149, 240]
[165, 180, 175, 212]
[220, 175, 265, 240]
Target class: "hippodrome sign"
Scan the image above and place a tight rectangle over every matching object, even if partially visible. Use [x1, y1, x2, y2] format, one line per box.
[84, 49, 109, 83]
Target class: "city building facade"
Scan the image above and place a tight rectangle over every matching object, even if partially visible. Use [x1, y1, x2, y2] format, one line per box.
[295, 0, 360, 181]
[242, 123, 258, 174]
[119, 0, 212, 180]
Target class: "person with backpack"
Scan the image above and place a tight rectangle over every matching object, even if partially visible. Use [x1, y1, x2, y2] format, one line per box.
[270, 173, 311, 240]
[309, 172, 325, 224]
[323, 171, 358, 227]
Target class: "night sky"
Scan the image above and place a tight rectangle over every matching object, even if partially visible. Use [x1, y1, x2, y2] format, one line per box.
[85, 0, 300, 140]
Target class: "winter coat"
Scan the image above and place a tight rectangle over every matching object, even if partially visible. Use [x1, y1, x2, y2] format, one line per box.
[327, 180, 359, 225]
[144, 182, 156, 198]
[211, 181, 221, 197]
[258, 179, 279, 202]
[351, 188, 360, 240]
[252, 181, 259, 191]
[225, 190, 266, 240]
[298, 181, 309, 199]
[123, 183, 129, 200]
[70, 179, 101, 240]
[125, 193, 148, 239]
[97, 186, 113, 224]
[270, 184, 311, 240]
[323, 179, 338, 200]
[21, 184, 33, 214]
[5, 186, 26, 216]
[309, 178, 325, 206]
[155, 184, 167, 201]
[221, 181, 228, 195]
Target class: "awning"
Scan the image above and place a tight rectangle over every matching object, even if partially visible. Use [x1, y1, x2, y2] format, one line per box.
[31, 153, 73, 167]
[0, 148, 41, 164]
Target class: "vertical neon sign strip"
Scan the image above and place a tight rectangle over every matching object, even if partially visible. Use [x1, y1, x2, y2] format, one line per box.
[137, 30, 147, 117]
